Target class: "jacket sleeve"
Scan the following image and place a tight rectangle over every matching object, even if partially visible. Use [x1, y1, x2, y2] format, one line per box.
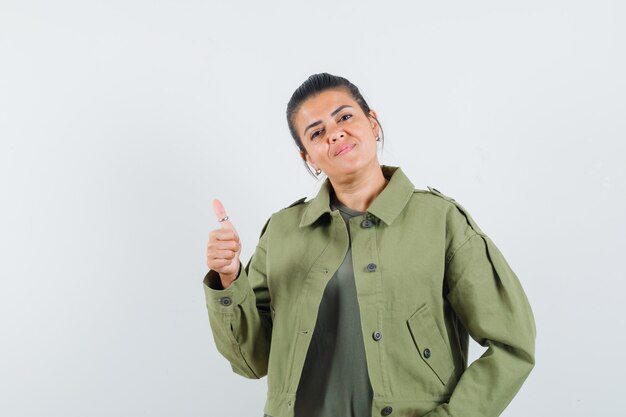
[201, 216, 273, 379]
[424, 202, 536, 417]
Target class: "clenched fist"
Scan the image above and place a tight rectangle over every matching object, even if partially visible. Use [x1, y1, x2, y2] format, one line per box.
[206, 199, 242, 289]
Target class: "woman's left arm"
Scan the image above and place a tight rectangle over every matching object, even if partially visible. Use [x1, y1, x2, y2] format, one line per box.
[424, 204, 537, 417]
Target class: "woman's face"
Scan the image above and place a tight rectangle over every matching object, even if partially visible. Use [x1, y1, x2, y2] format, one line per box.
[293, 88, 380, 180]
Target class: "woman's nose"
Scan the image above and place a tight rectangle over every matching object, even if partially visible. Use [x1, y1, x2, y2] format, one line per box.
[329, 128, 345, 142]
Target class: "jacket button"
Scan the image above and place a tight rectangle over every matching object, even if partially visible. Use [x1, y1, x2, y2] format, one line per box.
[367, 263, 377, 272]
[423, 348, 431, 358]
[219, 297, 232, 306]
[361, 219, 374, 228]
[372, 330, 382, 341]
[381, 406, 393, 416]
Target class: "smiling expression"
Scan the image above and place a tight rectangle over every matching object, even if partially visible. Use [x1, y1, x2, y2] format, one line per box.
[293, 88, 381, 179]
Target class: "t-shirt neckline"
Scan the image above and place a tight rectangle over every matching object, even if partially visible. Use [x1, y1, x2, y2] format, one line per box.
[329, 191, 366, 217]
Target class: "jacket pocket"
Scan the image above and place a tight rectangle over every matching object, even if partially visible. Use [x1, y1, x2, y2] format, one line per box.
[407, 303, 455, 385]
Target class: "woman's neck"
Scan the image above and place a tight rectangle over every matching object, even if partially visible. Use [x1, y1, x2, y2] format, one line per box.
[328, 163, 389, 212]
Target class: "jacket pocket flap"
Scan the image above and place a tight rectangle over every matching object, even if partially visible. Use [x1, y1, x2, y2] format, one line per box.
[407, 303, 454, 385]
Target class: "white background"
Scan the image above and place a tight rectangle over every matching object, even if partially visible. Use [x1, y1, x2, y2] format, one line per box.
[1, 1, 624, 416]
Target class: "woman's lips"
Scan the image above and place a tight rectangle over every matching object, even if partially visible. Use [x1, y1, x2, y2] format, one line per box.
[335, 144, 355, 156]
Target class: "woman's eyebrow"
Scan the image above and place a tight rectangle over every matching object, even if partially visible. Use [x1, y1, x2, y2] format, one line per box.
[303, 105, 353, 137]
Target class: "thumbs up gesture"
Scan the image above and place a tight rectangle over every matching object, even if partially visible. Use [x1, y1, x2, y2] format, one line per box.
[207, 198, 242, 289]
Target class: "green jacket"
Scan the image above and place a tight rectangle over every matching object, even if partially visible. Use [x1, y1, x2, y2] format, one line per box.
[202, 165, 536, 417]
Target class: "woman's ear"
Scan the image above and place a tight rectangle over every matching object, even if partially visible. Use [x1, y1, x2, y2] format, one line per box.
[369, 110, 380, 137]
[301, 151, 319, 172]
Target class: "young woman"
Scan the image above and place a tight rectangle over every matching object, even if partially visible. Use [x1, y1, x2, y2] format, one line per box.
[203, 73, 536, 417]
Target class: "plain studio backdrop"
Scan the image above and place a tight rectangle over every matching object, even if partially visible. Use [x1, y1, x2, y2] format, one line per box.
[1, 1, 624, 416]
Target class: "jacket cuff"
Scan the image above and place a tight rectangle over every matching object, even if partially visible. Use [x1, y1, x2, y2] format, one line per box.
[202, 266, 251, 312]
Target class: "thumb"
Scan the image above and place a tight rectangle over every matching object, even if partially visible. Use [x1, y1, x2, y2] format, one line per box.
[212, 198, 239, 237]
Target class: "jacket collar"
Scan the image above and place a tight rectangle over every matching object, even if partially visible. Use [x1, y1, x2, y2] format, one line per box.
[299, 165, 415, 228]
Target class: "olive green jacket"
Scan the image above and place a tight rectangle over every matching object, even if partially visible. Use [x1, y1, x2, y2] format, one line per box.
[202, 165, 536, 417]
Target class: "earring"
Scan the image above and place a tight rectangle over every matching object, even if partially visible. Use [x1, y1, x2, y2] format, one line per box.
[315, 168, 322, 175]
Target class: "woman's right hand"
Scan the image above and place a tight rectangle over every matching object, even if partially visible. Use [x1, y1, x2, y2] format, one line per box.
[207, 198, 242, 289]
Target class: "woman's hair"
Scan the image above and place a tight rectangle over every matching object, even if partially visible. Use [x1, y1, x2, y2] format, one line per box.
[286, 72, 385, 178]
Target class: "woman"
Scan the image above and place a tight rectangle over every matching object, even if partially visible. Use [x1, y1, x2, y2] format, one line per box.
[203, 73, 536, 417]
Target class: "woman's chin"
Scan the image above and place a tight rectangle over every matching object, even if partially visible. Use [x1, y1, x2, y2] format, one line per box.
[328, 159, 370, 178]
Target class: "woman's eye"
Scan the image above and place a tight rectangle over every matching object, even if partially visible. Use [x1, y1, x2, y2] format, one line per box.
[311, 129, 323, 140]
[339, 114, 352, 121]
